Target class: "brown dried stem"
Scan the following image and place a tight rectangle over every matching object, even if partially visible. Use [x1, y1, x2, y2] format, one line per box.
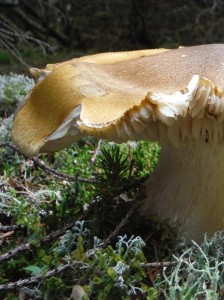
[0, 261, 79, 291]
[0, 211, 88, 262]
[0, 225, 24, 232]
[102, 188, 143, 248]
[0, 142, 96, 184]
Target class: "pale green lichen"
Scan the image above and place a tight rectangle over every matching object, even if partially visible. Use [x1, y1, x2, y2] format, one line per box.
[0, 73, 34, 114]
[156, 232, 224, 299]
[0, 73, 34, 142]
[0, 115, 13, 142]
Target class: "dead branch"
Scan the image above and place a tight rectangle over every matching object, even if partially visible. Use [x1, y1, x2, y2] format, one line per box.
[13, 6, 69, 46]
[0, 210, 88, 262]
[42, 210, 90, 243]
[0, 142, 97, 184]
[90, 139, 102, 164]
[141, 259, 189, 268]
[0, 242, 31, 262]
[32, 157, 97, 184]
[0, 224, 24, 232]
[0, 261, 79, 291]
[102, 188, 143, 248]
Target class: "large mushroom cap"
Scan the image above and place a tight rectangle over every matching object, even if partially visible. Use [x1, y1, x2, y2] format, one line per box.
[12, 48, 169, 157]
[29, 48, 170, 81]
[12, 44, 224, 156]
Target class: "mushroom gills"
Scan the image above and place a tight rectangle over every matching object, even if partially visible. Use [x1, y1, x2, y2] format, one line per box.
[79, 75, 224, 146]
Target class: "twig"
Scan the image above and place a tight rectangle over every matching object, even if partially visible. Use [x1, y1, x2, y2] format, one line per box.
[0, 243, 31, 262]
[0, 210, 89, 262]
[0, 142, 96, 184]
[0, 261, 79, 291]
[90, 139, 102, 164]
[0, 14, 54, 65]
[42, 210, 90, 243]
[0, 209, 12, 219]
[0, 231, 14, 239]
[32, 157, 97, 184]
[102, 189, 143, 248]
[0, 224, 24, 232]
[141, 259, 188, 268]
[0, 142, 17, 152]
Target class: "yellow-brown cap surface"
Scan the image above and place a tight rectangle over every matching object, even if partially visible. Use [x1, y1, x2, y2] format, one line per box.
[12, 44, 224, 156]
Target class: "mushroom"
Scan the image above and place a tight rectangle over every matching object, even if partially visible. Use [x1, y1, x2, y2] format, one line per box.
[30, 48, 170, 81]
[12, 44, 224, 241]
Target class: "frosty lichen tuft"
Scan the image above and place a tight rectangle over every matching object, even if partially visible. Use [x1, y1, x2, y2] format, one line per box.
[0, 73, 34, 116]
[0, 73, 34, 142]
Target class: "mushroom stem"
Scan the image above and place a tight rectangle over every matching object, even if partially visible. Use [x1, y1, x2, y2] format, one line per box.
[142, 141, 224, 241]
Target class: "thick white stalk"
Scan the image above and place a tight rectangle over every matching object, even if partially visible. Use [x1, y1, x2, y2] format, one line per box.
[141, 142, 224, 241]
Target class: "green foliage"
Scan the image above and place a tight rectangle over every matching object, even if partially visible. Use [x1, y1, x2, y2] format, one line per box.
[132, 141, 160, 177]
[96, 145, 131, 182]
[99, 141, 160, 179]
[23, 265, 47, 276]
[11, 196, 41, 237]
[0, 135, 162, 299]
[54, 222, 150, 299]
[0, 50, 11, 65]
[87, 235, 147, 299]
